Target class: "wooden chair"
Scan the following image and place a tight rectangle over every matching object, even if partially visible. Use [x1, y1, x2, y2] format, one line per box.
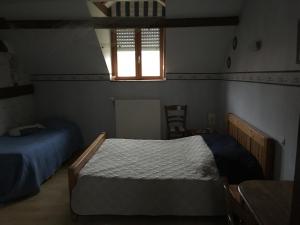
[165, 105, 187, 139]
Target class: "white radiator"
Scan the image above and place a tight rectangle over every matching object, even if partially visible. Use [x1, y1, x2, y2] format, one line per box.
[115, 99, 161, 139]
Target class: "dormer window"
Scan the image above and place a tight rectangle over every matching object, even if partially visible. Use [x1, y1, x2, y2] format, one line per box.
[90, 0, 166, 81]
[111, 27, 165, 80]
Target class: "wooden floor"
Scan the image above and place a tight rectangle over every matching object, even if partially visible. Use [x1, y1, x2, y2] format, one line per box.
[0, 168, 227, 225]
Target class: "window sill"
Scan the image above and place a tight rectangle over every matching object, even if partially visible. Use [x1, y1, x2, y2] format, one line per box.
[110, 78, 166, 82]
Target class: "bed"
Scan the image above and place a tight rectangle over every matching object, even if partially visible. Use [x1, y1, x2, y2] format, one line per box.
[69, 113, 274, 216]
[0, 119, 83, 204]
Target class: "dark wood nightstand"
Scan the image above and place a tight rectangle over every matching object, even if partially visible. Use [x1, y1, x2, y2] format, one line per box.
[238, 180, 293, 225]
[224, 182, 257, 225]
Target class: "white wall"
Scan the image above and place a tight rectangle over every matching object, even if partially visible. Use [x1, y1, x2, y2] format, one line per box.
[87, 1, 112, 74]
[0, 0, 106, 74]
[0, 53, 13, 88]
[221, 0, 300, 180]
[95, 29, 112, 74]
[166, 0, 239, 74]
[0, 29, 107, 75]
[0, 48, 35, 135]
[224, 0, 299, 72]
[34, 80, 220, 143]
[166, 27, 235, 73]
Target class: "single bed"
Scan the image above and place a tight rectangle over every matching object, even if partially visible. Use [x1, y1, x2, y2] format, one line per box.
[0, 119, 83, 204]
[69, 113, 274, 216]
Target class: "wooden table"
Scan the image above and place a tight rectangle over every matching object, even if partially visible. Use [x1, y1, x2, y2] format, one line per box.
[238, 180, 293, 225]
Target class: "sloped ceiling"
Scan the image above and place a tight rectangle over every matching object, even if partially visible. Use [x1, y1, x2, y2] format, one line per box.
[0, 0, 90, 19]
[0, 0, 244, 75]
[90, 0, 166, 8]
[0, 0, 244, 19]
[0, 0, 108, 75]
[167, 0, 243, 18]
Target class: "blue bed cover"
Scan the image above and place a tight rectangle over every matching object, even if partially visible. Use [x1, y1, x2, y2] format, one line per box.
[202, 133, 264, 184]
[0, 119, 83, 204]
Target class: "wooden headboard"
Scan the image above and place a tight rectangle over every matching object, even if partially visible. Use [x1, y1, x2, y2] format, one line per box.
[227, 113, 274, 179]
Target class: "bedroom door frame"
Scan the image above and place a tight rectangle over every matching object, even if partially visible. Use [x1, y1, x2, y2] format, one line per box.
[290, 115, 300, 225]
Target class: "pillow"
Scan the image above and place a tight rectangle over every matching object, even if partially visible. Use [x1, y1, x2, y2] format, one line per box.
[8, 123, 45, 136]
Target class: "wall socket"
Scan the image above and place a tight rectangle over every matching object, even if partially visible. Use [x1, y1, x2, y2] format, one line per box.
[280, 136, 286, 146]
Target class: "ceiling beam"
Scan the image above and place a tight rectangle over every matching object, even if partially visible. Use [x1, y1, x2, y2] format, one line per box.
[92, 0, 165, 7]
[0, 84, 34, 99]
[0, 18, 90, 29]
[92, 17, 239, 28]
[0, 16, 239, 29]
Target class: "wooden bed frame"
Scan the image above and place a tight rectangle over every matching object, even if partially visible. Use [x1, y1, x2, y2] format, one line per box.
[68, 132, 106, 194]
[227, 113, 274, 179]
[68, 113, 274, 195]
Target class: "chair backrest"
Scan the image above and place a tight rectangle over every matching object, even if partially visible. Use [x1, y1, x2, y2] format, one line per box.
[165, 105, 187, 138]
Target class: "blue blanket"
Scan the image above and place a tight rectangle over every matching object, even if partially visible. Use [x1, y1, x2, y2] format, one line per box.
[202, 133, 264, 184]
[0, 119, 83, 204]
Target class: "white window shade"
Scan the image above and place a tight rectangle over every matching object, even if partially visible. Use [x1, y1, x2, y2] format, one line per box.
[113, 28, 162, 78]
[116, 29, 135, 51]
[141, 28, 160, 50]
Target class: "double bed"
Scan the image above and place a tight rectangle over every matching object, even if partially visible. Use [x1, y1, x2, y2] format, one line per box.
[69, 113, 274, 216]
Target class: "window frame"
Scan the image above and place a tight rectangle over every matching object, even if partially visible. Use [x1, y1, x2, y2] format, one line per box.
[111, 28, 165, 80]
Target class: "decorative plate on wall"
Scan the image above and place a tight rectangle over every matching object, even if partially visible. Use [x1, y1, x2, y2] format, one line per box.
[297, 21, 300, 64]
[226, 57, 231, 69]
[232, 36, 238, 50]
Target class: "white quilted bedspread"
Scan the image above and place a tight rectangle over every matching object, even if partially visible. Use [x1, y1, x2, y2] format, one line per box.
[80, 135, 219, 180]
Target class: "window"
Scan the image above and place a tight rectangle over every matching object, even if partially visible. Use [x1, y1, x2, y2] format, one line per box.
[111, 28, 165, 80]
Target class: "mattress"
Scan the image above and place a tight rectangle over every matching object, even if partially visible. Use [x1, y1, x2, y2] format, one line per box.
[71, 136, 226, 216]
